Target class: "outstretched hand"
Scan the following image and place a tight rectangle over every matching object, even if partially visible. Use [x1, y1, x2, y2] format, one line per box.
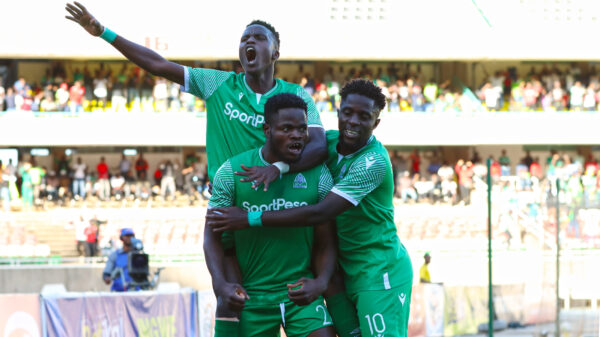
[235, 164, 281, 192]
[65, 2, 103, 36]
[287, 277, 327, 306]
[206, 207, 249, 232]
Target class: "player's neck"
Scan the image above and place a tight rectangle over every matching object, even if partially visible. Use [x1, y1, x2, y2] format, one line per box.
[245, 69, 275, 94]
[260, 145, 283, 165]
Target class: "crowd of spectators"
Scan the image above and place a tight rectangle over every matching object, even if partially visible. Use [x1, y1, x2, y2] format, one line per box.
[3, 62, 600, 115]
[0, 153, 209, 211]
[0, 62, 204, 114]
[390, 148, 600, 243]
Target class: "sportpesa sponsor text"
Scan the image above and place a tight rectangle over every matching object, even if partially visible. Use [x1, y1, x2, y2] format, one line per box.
[242, 199, 309, 212]
[224, 102, 264, 127]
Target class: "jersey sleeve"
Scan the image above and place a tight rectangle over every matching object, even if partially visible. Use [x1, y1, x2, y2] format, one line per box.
[183, 67, 233, 100]
[208, 160, 235, 208]
[296, 86, 322, 127]
[208, 160, 235, 250]
[318, 165, 334, 202]
[331, 152, 387, 206]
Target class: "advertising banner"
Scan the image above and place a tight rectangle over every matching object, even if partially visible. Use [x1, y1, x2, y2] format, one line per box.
[42, 290, 197, 337]
[443, 286, 488, 336]
[407, 285, 426, 337]
[0, 294, 42, 337]
[197, 290, 217, 337]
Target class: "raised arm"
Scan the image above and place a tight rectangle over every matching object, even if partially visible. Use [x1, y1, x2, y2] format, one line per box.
[65, 2, 183, 85]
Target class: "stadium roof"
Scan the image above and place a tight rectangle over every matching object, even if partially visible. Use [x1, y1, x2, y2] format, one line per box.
[2, 0, 600, 61]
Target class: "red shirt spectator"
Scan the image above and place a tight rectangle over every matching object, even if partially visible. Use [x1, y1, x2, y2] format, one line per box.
[530, 160, 543, 179]
[409, 149, 421, 175]
[69, 81, 85, 105]
[135, 155, 149, 180]
[84, 223, 97, 243]
[97, 157, 109, 179]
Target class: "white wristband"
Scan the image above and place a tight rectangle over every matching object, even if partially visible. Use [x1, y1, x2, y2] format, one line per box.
[273, 161, 290, 175]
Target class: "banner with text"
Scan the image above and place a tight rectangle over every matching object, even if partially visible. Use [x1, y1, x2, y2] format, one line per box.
[42, 290, 197, 337]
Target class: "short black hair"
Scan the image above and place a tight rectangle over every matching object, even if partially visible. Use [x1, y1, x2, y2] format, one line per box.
[340, 79, 387, 113]
[264, 93, 307, 124]
[247, 20, 280, 48]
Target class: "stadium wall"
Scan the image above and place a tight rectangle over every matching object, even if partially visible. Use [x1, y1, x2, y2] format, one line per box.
[2, 113, 600, 147]
[0, 263, 212, 293]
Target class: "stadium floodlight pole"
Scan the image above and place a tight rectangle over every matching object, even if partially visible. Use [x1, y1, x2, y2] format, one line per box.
[486, 158, 493, 337]
[555, 178, 560, 337]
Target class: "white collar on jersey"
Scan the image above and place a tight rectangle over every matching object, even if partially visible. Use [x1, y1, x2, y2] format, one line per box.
[243, 74, 279, 104]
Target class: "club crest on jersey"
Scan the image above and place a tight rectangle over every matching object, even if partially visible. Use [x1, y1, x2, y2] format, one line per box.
[293, 173, 307, 189]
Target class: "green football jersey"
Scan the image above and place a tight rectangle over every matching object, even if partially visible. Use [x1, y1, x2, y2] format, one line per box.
[184, 67, 323, 181]
[325, 130, 412, 293]
[209, 147, 333, 303]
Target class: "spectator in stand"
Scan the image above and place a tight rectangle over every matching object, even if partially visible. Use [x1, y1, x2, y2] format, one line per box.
[19, 161, 34, 210]
[56, 83, 70, 112]
[29, 160, 45, 207]
[140, 71, 154, 112]
[69, 80, 85, 113]
[399, 171, 417, 203]
[499, 149, 511, 176]
[135, 153, 148, 181]
[73, 214, 88, 256]
[551, 80, 565, 111]
[119, 154, 131, 178]
[5, 88, 16, 111]
[583, 84, 597, 112]
[93, 69, 109, 109]
[522, 150, 534, 169]
[96, 156, 110, 200]
[153, 77, 169, 112]
[570, 81, 585, 111]
[135, 153, 150, 199]
[455, 159, 473, 205]
[159, 160, 177, 201]
[110, 172, 125, 200]
[84, 218, 98, 257]
[419, 252, 432, 283]
[111, 65, 128, 112]
[409, 148, 421, 176]
[72, 157, 87, 200]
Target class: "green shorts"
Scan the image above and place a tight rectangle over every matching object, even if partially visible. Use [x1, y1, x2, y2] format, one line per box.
[239, 297, 333, 337]
[349, 282, 412, 337]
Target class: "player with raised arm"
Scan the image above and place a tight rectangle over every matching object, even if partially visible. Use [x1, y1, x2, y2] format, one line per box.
[205, 93, 337, 337]
[208, 79, 413, 337]
[64, 1, 327, 186]
[64, 4, 364, 337]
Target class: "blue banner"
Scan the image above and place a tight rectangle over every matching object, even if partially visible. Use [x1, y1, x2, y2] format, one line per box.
[42, 290, 197, 337]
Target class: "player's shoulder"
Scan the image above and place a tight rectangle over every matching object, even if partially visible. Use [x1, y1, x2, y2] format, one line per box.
[276, 79, 310, 96]
[351, 149, 389, 173]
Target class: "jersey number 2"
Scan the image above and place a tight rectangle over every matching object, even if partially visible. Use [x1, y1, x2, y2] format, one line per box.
[316, 305, 332, 326]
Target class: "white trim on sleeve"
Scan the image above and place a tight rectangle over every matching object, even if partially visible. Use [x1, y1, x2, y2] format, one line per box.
[182, 66, 189, 93]
[331, 187, 358, 206]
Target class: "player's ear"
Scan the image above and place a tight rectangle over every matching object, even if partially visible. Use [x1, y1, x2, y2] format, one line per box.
[373, 118, 381, 130]
[263, 122, 271, 137]
[271, 50, 280, 62]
